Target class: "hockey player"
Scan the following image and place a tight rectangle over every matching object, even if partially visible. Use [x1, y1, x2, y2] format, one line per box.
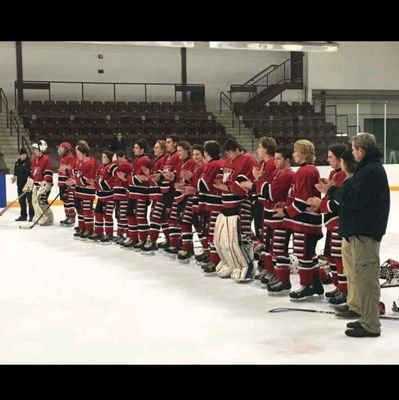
[88, 150, 117, 243]
[142, 136, 180, 254]
[68, 143, 97, 240]
[273, 139, 324, 299]
[31, 140, 54, 226]
[163, 141, 197, 257]
[57, 142, 76, 226]
[307, 143, 347, 304]
[197, 140, 224, 270]
[211, 139, 258, 281]
[178, 144, 207, 262]
[123, 139, 152, 250]
[252, 137, 277, 279]
[112, 151, 133, 244]
[253, 136, 277, 243]
[245, 146, 295, 293]
[140, 140, 167, 254]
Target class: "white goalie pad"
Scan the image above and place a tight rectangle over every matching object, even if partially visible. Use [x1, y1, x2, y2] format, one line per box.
[213, 213, 254, 282]
[32, 187, 54, 226]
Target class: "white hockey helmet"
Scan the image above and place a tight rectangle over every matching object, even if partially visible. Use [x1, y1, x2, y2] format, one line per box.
[32, 139, 48, 152]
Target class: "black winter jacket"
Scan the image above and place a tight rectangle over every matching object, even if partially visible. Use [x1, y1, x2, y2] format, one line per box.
[328, 149, 390, 241]
[14, 158, 32, 188]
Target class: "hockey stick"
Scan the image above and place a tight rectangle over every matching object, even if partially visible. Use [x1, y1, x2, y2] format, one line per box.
[268, 307, 399, 320]
[0, 192, 26, 216]
[381, 282, 399, 288]
[19, 192, 60, 229]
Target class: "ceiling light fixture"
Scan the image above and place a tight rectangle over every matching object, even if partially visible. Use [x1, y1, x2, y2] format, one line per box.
[209, 41, 339, 52]
[69, 41, 195, 48]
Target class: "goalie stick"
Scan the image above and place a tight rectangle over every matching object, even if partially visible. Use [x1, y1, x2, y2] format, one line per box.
[268, 307, 399, 320]
[19, 193, 60, 229]
[0, 192, 26, 216]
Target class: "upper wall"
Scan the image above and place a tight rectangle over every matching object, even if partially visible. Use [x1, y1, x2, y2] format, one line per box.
[0, 42, 289, 110]
[308, 41, 399, 92]
[0, 42, 17, 107]
[3, 42, 399, 112]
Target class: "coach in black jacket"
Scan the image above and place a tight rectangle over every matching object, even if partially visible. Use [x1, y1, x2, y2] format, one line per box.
[319, 133, 390, 338]
[12, 148, 34, 221]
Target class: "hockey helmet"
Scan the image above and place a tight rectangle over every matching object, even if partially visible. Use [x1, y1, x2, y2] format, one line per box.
[58, 141, 72, 156]
[32, 139, 48, 152]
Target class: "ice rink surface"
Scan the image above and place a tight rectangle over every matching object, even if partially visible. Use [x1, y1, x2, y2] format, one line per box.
[0, 193, 399, 364]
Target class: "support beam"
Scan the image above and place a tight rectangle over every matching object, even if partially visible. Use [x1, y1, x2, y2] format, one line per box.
[16, 41, 24, 109]
[181, 47, 187, 103]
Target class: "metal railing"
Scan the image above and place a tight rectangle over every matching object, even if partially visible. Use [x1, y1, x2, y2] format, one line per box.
[229, 59, 298, 104]
[325, 105, 350, 136]
[9, 110, 21, 150]
[21, 136, 32, 158]
[15, 80, 206, 108]
[0, 88, 10, 127]
[243, 64, 278, 86]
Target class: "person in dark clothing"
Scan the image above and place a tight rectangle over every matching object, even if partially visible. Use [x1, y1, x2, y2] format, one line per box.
[316, 133, 390, 338]
[12, 148, 34, 221]
[110, 132, 127, 154]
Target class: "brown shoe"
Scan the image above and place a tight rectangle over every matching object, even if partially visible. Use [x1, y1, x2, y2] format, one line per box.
[335, 309, 361, 319]
[345, 326, 380, 337]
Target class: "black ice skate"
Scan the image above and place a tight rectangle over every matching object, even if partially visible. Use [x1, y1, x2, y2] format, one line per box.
[122, 238, 136, 249]
[260, 272, 278, 288]
[60, 217, 69, 225]
[100, 234, 113, 245]
[328, 291, 346, 305]
[267, 279, 292, 296]
[63, 217, 76, 227]
[203, 262, 217, 276]
[325, 287, 340, 298]
[133, 240, 146, 252]
[195, 250, 209, 263]
[88, 232, 102, 241]
[158, 239, 169, 250]
[79, 230, 92, 241]
[141, 240, 157, 255]
[177, 250, 192, 264]
[164, 246, 178, 259]
[289, 283, 324, 301]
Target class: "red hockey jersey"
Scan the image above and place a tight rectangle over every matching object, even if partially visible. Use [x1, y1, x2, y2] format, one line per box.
[31, 154, 53, 186]
[320, 168, 347, 230]
[284, 163, 322, 235]
[258, 168, 295, 229]
[112, 161, 133, 201]
[75, 157, 97, 200]
[128, 155, 152, 200]
[58, 153, 76, 187]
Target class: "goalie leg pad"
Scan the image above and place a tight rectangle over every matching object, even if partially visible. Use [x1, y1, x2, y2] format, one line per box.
[214, 214, 254, 282]
[213, 214, 234, 277]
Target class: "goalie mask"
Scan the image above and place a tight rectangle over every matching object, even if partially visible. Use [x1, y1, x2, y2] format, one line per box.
[58, 141, 72, 157]
[32, 140, 48, 153]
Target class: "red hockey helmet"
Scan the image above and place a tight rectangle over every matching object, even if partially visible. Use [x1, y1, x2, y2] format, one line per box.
[58, 141, 72, 156]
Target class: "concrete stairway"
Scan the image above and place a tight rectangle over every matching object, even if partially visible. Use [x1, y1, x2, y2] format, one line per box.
[213, 110, 256, 153]
[0, 111, 30, 173]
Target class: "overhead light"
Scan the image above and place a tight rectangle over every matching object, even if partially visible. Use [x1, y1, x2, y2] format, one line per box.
[209, 42, 339, 52]
[69, 41, 194, 48]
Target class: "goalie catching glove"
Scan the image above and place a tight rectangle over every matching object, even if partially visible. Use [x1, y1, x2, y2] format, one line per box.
[22, 177, 34, 193]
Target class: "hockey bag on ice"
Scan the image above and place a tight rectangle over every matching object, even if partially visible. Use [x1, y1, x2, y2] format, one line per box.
[379, 259, 399, 288]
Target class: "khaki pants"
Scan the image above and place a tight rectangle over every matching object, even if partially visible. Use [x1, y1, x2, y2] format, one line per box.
[341, 238, 360, 314]
[346, 235, 381, 334]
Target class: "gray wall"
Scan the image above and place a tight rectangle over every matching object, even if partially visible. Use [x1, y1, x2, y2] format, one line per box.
[2, 41, 399, 111]
[308, 41, 399, 93]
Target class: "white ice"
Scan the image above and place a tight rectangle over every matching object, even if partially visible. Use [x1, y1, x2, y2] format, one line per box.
[0, 194, 399, 364]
